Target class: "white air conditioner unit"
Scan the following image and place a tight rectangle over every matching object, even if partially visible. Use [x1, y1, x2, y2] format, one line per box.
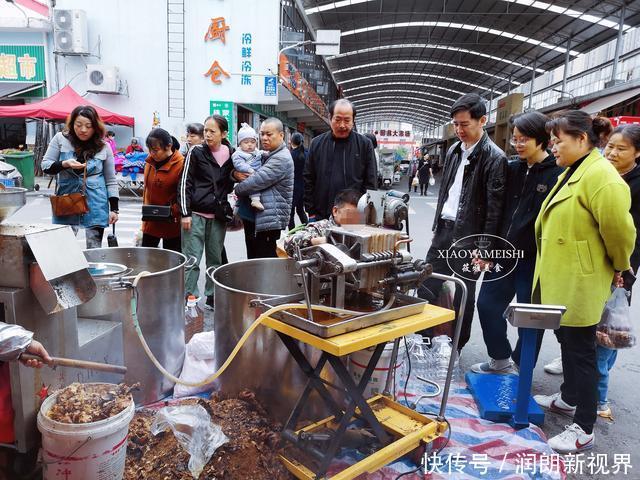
[53, 9, 89, 55]
[86, 65, 120, 94]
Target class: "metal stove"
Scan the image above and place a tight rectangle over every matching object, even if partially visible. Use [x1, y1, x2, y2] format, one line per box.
[0, 188, 123, 453]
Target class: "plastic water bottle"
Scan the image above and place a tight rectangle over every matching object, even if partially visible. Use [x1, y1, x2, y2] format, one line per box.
[184, 295, 203, 343]
[431, 335, 458, 381]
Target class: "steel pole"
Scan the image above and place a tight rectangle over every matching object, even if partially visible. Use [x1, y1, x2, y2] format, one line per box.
[560, 37, 572, 96]
[610, 5, 626, 85]
[527, 58, 537, 110]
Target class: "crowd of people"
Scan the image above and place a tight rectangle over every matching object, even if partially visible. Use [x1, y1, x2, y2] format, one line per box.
[9, 92, 639, 456]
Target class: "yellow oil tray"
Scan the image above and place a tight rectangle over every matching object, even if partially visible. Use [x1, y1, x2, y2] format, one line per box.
[280, 395, 448, 480]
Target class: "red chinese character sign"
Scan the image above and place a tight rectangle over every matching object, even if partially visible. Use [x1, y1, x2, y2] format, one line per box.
[204, 17, 230, 44]
[204, 60, 230, 84]
[187, 0, 280, 115]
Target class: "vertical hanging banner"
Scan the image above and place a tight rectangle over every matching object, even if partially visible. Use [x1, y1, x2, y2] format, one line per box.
[210, 101, 236, 145]
[187, 0, 279, 106]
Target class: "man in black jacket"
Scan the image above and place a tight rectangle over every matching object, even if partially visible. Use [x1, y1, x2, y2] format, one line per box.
[418, 93, 508, 351]
[304, 99, 377, 220]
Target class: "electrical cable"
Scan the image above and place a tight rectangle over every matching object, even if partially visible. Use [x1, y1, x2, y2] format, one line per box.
[398, 331, 452, 480]
[402, 335, 412, 408]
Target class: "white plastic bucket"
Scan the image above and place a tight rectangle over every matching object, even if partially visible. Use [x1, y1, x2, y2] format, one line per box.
[348, 343, 406, 399]
[37, 383, 135, 480]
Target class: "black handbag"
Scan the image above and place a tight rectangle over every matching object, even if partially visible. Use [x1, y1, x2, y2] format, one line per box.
[142, 205, 173, 222]
[214, 197, 234, 224]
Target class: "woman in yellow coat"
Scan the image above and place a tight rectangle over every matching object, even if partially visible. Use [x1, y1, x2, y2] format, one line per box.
[532, 111, 635, 454]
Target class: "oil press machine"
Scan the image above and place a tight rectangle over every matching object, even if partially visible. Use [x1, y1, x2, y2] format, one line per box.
[252, 190, 468, 480]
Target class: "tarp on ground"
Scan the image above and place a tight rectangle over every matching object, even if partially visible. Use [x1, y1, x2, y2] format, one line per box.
[0, 85, 135, 127]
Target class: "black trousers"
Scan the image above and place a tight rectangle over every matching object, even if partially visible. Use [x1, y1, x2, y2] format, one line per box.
[420, 182, 429, 196]
[417, 221, 477, 351]
[243, 220, 280, 259]
[555, 324, 598, 434]
[289, 197, 308, 230]
[141, 233, 181, 252]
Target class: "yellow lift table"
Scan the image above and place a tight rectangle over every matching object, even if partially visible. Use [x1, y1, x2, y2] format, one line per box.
[262, 303, 455, 480]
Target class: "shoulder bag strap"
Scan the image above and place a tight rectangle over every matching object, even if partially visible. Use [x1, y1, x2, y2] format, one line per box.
[81, 159, 88, 196]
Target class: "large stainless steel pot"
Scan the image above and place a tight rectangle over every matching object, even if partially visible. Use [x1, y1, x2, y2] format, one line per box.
[212, 258, 334, 420]
[80, 247, 187, 404]
[0, 186, 26, 223]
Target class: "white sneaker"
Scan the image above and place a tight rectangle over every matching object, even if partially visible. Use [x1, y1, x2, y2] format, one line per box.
[470, 358, 518, 375]
[533, 392, 576, 416]
[548, 423, 594, 454]
[544, 356, 563, 375]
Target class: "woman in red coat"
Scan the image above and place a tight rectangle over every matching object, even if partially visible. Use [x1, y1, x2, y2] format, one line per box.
[142, 128, 184, 251]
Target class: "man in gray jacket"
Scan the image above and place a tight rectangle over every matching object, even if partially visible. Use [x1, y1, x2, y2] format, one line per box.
[235, 118, 294, 258]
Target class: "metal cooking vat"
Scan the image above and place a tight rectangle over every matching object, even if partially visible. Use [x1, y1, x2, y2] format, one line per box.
[81, 247, 187, 404]
[212, 258, 336, 420]
[0, 186, 26, 223]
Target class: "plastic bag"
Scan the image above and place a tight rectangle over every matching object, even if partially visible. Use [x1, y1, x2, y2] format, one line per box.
[429, 176, 435, 186]
[412, 176, 419, 187]
[133, 229, 143, 247]
[151, 404, 228, 479]
[174, 332, 217, 398]
[596, 287, 636, 349]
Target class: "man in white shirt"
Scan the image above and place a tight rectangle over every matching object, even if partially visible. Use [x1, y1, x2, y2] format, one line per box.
[418, 93, 508, 351]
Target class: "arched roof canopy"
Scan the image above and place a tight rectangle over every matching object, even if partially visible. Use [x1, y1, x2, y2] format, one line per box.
[303, 0, 640, 126]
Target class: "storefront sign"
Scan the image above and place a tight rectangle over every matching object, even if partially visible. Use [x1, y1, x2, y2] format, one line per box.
[188, 0, 279, 105]
[210, 101, 236, 145]
[0, 45, 45, 82]
[373, 129, 415, 146]
[279, 53, 328, 119]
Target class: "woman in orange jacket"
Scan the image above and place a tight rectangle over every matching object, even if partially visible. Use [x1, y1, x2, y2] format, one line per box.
[142, 128, 185, 251]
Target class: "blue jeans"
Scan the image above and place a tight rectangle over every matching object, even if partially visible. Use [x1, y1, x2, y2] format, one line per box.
[596, 345, 618, 404]
[476, 257, 544, 365]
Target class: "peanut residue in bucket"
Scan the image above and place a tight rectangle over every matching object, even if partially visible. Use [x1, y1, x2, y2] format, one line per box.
[46, 382, 140, 424]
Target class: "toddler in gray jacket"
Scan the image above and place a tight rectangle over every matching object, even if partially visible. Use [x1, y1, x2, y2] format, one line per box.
[232, 123, 264, 211]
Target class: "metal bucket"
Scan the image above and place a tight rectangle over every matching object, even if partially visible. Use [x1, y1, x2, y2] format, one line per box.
[80, 247, 188, 404]
[211, 258, 332, 420]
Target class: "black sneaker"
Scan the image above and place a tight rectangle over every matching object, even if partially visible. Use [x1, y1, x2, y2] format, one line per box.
[205, 295, 214, 310]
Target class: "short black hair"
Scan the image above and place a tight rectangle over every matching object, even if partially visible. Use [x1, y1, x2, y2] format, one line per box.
[334, 189, 361, 208]
[450, 93, 487, 119]
[107, 130, 115, 137]
[511, 111, 551, 150]
[363, 132, 377, 148]
[263, 117, 284, 133]
[186, 123, 204, 136]
[329, 99, 356, 120]
[291, 132, 304, 146]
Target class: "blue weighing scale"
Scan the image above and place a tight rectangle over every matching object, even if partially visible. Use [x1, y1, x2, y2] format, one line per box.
[467, 303, 566, 429]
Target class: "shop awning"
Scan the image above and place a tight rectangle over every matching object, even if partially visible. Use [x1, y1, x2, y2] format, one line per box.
[0, 82, 44, 98]
[583, 86, 640, 115]
[0, 85, 135, 126]
[276, 86, 330, 131]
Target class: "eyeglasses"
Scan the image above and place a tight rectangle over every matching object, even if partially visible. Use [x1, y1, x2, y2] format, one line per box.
[509, 137, 532, 147]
